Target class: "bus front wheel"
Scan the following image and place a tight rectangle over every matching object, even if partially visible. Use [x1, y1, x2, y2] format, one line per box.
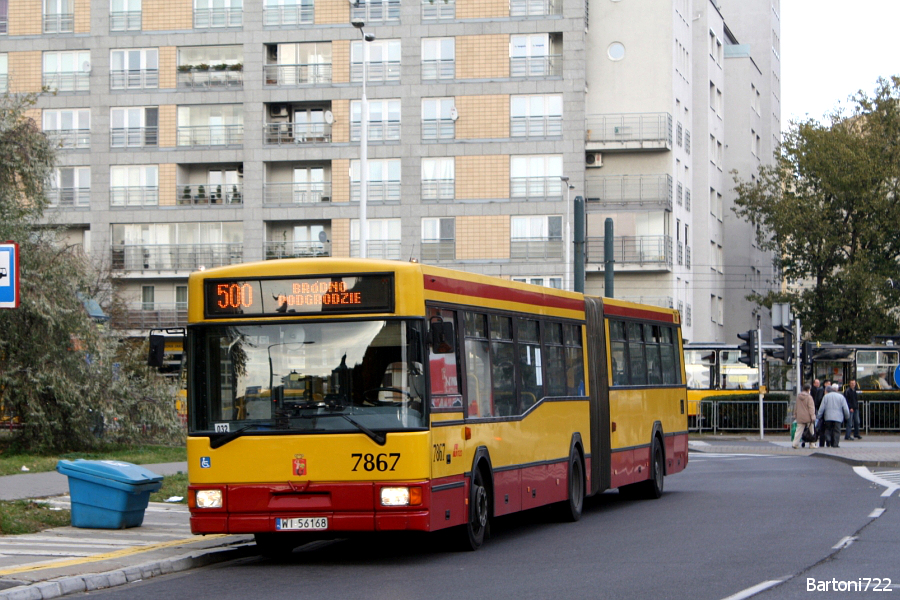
[458, 468, 490, 551]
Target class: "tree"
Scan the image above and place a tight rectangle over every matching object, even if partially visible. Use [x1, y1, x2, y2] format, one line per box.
[732, 76, 900, 343]
[0, 94, 182, 452]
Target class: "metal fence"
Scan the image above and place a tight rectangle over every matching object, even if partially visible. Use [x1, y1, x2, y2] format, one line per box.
[691, 399, 900, 434]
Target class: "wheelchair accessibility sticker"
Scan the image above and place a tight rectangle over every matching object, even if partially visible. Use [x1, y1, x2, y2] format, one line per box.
[201, 457, 211, 469]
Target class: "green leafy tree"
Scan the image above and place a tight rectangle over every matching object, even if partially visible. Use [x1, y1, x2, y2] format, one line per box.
[732, 76, 900, 343]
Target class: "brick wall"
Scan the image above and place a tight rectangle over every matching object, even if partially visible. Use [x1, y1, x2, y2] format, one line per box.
[314, 0, 349, 25]
[8, 51, 42, 93]
[158, 47, 177, 89]
[456, 216, 509, 259]
[158, 164, 176, 206]
[331, 218, 350, 257]
[331, 158, 349, 203]
[74, 0, 90, 33]
[8, 0, 42, 35]
[331, 98, 349, 143]
[455, 94, 508, 139]
[331, 40, 350, 84]
[157, 105, 177, 147]
[456, 0, 508, 19]
[143, 0, 192, 31]
[455, 155, 509, 200]
[456, 35, 509, 80]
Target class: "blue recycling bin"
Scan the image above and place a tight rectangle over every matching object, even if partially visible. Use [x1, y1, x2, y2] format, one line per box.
[56, 460, 163, 529]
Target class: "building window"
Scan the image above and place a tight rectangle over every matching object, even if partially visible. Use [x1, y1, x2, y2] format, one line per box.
[110, 0, 141, 31]
[264, 42, 330, 86]
[510, 34, 559, 77]
[421, 97, 455, 141]
[421, 217, 455, 261]
[351, 99, 400, 142]
[510, 94, 562, 138]
[511, 276, 562, 289]
[48, 167, 90, 207]
[110, 165, 158, 207]
[177, 104, 243, 147]
[43, 108, 91, 149]
[421, 157, 454, 201]
[43, 51, 90, 92]
[291, 166, 328, 203]
[422, 38, 454, 81]
[510, 215, 563, 260]
[421, 0, 454, 21]
[0, 54, 7, 92]
[351, 39, 400, 83]
[111, 222, 243, 272]
[110, 48, 158, 89]
[350, 159, 401, 203]
[350, 0, 400, 23]
[350, 218, 401, 259]
[141, 285, 155, 311]
[178, 46, 244, 89]
[0, 0, 8, 34]
[194, 0, 242, 28]
[510, 155, 563, 198]
[44, 0, 74, 33]
[263, 0, 313, 25]
[176, 286, 188, 310]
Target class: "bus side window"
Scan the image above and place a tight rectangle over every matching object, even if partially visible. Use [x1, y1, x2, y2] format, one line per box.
[517, 318, 542, 410]
[564, 324, 584, 395]
[490, 315, 516, 416]
[609, 320, 628, 386]
[545, 322, 566, 396]
[428, 308, 461, 408]
[464, 312, 492, 418]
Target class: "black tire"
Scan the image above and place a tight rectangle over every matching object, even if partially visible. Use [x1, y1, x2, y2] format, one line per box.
[619, 441, 664, 500]
[557, 450, 585, 522]
[254, 533, 300, 558]
[458, 468, 490, 551]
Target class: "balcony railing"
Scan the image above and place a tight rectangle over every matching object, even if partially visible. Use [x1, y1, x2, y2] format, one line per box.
[422, 59, 454, 81]
[510, 176, 566, 199]
[350, 61, 401, 83]
[110, 10, 141, 31]
[113, 303, 188, 329]
[350, 120, 400, 142]
[421, 179, 454, 201]
[43, 72, 89, 92]
[264, 122, 332, 145]
[586, 235, 673, 268]
[0, 17, 8, 34]
[350, 240, 401, 260]
[110, 69, 158, 90]
[620, 296, 674, 309]
[263, 4, 313, 25]
[264, 241, 329, 260]
[110, 186, 158, 207]
[422, 119, 454, 141]
[177, 68, 243, 89]
[47, 129, 91, 149]
[510, 238, 563, 261]
[0, 75, 7, 93]
[585, 174, 673, 210]
[510, 115, 562, 138]
[43, 13, 74, 33]
[685, 245, 692, 268]
[46, 187, 90, 207]
[585, 112, 673, 151]
[264, 63, 331, 86]
[350, 0, 400, 22]
[350, 181, 401, 203]
[176, 124, 243, 147]
[677, 241, 683, 266]
[421, 0, 454, 20]
[177, 183, 243, 205]
[421, 240, 455, 261]
[509, 55, 562, 78]
[510, 0, 561, 16]
[111, 243, 244, 272]
[193, 8, 242, 28]
[110, 127, 158, 148]
[263, 181, 332, 204]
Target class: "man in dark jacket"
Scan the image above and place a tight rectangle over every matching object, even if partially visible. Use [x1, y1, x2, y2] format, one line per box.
[811, 379, 825, 410]
[844, 379, 862, 440]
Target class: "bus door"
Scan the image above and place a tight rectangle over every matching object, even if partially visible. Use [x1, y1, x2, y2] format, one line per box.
[584, 297, 610, 495]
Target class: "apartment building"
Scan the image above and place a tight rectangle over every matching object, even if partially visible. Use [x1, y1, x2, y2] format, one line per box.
[0, 0, 777, 343]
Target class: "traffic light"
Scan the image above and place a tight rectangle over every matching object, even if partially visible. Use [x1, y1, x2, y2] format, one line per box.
[737, 330, 757, 367]
[773, 325, 794, 363]
[801, 340, 814, 366]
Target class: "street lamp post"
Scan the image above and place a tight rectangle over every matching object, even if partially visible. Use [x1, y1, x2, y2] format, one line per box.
[560, 176, 574, 291]
[352, 18, 374, 258]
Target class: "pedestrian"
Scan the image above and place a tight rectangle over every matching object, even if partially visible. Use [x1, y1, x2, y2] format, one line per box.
[811, 379, 825, 410]
[817, 380, 831, 448]
[792, 384, 817, 449]
[817, 384, 850, 448]
[844, 379, 862, 440]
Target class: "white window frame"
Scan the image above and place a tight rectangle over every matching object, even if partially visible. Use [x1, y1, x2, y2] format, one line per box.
[510, 94, 562, 138]
[511, 215, 562, 241]
[421, 37, 454, 80]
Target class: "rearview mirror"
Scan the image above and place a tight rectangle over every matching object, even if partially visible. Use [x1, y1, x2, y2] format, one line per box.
[429, 318, 455, 354]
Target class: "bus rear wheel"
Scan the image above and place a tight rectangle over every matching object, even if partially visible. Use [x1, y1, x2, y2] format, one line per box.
[458, 468, 490, 551]
[556, 450, 584, 522]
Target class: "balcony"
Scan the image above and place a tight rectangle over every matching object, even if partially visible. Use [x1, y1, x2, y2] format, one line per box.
[176, 124, 243, 147]
[177, 67, 243, 90]
[110, 127, 158, 148]
[47, 129, 91, 149]
[46, 187, 90, 208]
[263, 4, 313, 25]
[350, 120, 400, 143]
[110, 186, 158, 207]
[113, 303, 187, 330]
[421, 0, 454, 20]
[510, 238, 563, 261]
[43, 72, 89, 93]
[264, 241, 329, 260]
[350, 240, 401, 260]
[43, 13, 74, 33]
[585, 113, 673, 152]
[509, 55, 562, 78]
[510, 176, 566, 199]
[193, 8, 242, 28]
[350, 61, 400, 83]
[110, 10, 141, 31]
[350, 181, 401, 203]
[685, 245, 692, 268]
[111, 243, 244, 272]
[511, 115, 562, 138]
[110, 69, 158, 90]
[177, 183, 243, 205]
[264, 63, 331, 86]
[421, 179, 454, 201]
[421, 240, 455, 261]
[263, 181, 332, 204]
[586, 235, 673, 269]
[422, 59, 454, 81]
[350, 0, 400, 23]
[422, 119, 454, 141]
[510, 0, 561, 16]
[585, 174, 673, 211]
[0, 75, 7, 93]
[264, 122, 331, 145]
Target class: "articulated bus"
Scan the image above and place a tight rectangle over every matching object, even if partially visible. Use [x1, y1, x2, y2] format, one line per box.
[185, 258, 688, 554]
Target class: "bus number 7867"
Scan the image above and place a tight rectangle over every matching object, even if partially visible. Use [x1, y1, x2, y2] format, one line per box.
[351, 453, 400, 472]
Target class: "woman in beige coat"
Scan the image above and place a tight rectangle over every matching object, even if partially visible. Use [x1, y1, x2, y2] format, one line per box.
[793, 384, 816, 448]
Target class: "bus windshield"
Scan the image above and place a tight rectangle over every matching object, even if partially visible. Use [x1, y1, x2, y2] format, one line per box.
[189, 319, 426, 435]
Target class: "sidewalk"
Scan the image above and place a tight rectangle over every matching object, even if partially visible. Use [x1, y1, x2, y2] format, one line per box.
[0, 463, 253, 600]
[689, 433, 900, 467]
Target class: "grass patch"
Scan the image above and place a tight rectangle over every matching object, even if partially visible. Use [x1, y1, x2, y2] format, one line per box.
[150, 472, 189, 504]
[0, 500, 71, 535]
[0, 443, 187, 477]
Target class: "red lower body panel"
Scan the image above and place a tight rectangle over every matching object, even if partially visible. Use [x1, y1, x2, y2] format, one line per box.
[609, 432, 689, 490]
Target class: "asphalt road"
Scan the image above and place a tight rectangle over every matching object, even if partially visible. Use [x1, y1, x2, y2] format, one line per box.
[75, 453, 899, 600]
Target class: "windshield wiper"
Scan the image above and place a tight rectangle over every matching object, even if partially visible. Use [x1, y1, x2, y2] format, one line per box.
[209, 424, 267, 449]
[341, 414, 386, 446]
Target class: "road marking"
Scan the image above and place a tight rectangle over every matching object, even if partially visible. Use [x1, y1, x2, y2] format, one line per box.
[853, 467, 900, 497]
[832, 536, 856, 550]
[689, 452, 787, 462]
[869, 508, 885, 518]
[881, 486, 897, 498]
[720, 579, 784, 600]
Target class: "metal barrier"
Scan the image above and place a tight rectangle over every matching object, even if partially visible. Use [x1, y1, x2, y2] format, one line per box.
[863, 401, 900, 433]
[690, 399, 900, 434]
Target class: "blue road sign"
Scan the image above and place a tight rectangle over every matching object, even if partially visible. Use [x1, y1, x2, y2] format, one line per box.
[894, 364, 900, 390]
[0, 243, 19, 309]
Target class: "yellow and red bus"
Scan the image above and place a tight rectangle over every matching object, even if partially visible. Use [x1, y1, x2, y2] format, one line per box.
[185, 258, 688, 554]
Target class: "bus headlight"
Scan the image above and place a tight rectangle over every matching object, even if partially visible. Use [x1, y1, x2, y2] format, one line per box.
[195, 489, 223, 508]
[380, 487, 422, 506]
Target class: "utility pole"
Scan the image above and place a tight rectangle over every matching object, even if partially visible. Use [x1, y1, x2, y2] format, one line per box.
[757, 314, 764, 440]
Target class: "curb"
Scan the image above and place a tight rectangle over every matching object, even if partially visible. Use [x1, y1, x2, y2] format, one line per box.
[809, 453, 900, 468]
[0, 541, 257, 600]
